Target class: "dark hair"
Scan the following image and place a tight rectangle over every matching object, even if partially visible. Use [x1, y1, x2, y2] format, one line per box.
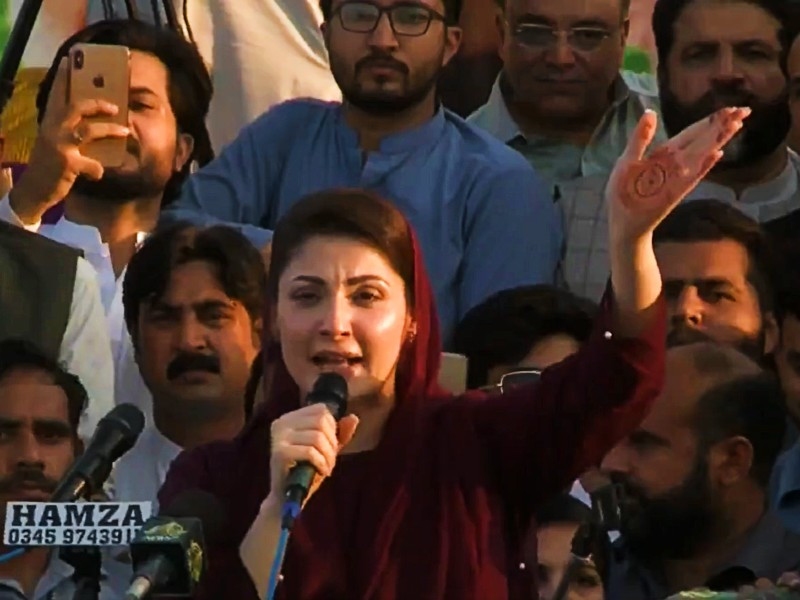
[496, 0, 630, 18]
[123, 223, 267, 346]
[320, 0, 462, 24]
[244, 350, 264, 421]
[268, 189, 415, 307]
[36, 19, 214, 204]
[452, 285, 597, 389]
[535, 493, 592, 526]
[693, 373, 786, 488]
[0, 339, 87, 434]
[653, 0, 792, 75]
[654, 200, 778, 314]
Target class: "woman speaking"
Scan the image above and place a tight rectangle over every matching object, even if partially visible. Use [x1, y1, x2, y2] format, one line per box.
[158, 107, 749, 599]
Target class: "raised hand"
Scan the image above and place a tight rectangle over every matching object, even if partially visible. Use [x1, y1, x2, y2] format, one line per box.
[8, 57, 129, 225]
[607, 107, 751, 245]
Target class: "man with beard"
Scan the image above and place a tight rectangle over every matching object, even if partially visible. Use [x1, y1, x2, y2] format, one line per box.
[113, 223, 265, 509]
[468, 0, 664, 189]
[654, 200, 780, 363]
[653, 0, 800, 246]
[601, 342, 800, 599]
[0, 20, 213, 419]
[0, 339, 127, 598]
[160, 0, 561, 348]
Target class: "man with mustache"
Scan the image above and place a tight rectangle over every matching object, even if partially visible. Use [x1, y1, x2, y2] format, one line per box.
[653, 0, 800, 245]
[0, 20, 213, 422]
[112, 223, 265, 508]
[468, 0, 665, 189]
[653, 200, 779, 364]
[601, 342, 800, 599]
[0, 339, 127, 598]
[160, 0, 562, 348]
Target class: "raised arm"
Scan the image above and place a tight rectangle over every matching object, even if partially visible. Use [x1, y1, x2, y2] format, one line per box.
[464, 107, 751, 509]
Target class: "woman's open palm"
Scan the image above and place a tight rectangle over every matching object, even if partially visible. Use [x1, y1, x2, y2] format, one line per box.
[606, 106, 751, 243]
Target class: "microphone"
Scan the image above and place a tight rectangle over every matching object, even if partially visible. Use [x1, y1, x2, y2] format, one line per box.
[282, 373, 348, 529]
[125, 490, 226, 600]
[51, 404, 145, 502]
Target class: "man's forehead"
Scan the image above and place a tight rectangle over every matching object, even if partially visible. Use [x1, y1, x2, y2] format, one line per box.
[672, 0, 782, 47]
[508, 0, 621, 21]
[0, 383, 70, 421]
[129, 49, 169, 98]
[656, 240, 751, 281]
[332, 0, 445, 10]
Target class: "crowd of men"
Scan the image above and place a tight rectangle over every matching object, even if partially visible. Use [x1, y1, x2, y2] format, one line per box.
[2, 0, 800, 598]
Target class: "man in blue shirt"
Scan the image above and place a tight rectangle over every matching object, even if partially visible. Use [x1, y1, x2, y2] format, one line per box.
[161, 0, 561, 345]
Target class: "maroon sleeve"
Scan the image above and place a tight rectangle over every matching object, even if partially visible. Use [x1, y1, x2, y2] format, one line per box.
[462, 285, 666, 509]
[157, 447, 260, 600]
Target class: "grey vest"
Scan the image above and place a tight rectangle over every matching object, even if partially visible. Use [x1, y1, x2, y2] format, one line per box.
[0, 220, 80, 359]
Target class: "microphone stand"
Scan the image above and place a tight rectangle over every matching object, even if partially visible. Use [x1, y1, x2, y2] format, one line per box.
[60, 546, 102, 600]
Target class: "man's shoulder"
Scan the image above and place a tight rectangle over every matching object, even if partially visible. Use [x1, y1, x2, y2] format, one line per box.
[0, 220, 81, 260]
[442, 110, 534, 177]
[249, 97, 341, 134]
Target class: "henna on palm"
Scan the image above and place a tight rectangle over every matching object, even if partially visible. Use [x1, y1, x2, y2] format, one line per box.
[621, 147, 684, 209]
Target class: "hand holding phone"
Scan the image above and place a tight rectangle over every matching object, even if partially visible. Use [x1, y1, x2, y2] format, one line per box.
[8, 48, 130, 225]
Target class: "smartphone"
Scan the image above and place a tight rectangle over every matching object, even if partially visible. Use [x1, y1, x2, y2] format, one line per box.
[68, 43, 130, 167]
[438, 352, 468, 394]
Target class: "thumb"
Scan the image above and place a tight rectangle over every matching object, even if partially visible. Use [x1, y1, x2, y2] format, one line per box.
[337, 414, 360, 449]
[622, 109, 658, 163]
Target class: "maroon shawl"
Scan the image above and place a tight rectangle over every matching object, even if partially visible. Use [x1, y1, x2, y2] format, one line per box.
[158, 230, 666, 599]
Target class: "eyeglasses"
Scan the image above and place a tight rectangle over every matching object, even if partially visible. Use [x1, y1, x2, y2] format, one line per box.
[334, 2, 447, 37]
[512, 24, 615, 52]
[479, 369, 542, 394]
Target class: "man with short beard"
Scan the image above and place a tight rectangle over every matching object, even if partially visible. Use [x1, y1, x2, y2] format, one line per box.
[0, 20, 213, 419]
[601, 343, 800, 599]
[160, 0, 562, 348]
[653, 0, 800, 245]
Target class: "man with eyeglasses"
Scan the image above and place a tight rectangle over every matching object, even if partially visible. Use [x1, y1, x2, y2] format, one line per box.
[161, 0, 561, 348]
[468, 0, 664, 189]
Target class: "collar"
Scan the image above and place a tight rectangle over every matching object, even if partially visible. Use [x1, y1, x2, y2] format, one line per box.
[335, 103, 447, 154]
[143, 426, 182, 458]
[688, 150, 800, 221]
[0, 550, 112, 598]
[473, 71, 639, 145]
[774, 441, 800, 514]
[614, 511, 800, 593]
[44, 217, 148, 257]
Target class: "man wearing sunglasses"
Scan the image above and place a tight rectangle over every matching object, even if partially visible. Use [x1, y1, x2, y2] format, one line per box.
[469, 0, 664, 188]
[161, 0, 561, 348]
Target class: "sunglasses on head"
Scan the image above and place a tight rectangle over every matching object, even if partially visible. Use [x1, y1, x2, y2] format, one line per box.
[479, 369, 542, 394]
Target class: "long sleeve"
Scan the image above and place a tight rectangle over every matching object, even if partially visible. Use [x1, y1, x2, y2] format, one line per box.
[463, 286, 666, 509]
[62, 257, 115, 441]
[459, 165, 562, 320]
[159, 103, 297, 248]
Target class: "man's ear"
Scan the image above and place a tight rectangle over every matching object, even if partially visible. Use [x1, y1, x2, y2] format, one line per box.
[173, 133, 195, 173]
[708, 436, 754, 487]
[764, 311, 779, 355]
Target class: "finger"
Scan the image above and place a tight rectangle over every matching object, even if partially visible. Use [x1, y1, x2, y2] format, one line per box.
[286, 409, 337, 438]
[621, 109, 658, 163]
[337, 414, 360, 449]
[79, 122, 130, 142]
[73, 156, 104, 181]
[62, 99, 120, 130]
[285, 429, 338, 470]
[277, 444, 331, 477]
[42, 58, 70, 127]
[679, 108, 748, 168]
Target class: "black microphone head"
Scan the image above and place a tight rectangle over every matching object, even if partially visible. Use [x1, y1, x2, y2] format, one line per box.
[309, 373, 348, 419]
[160, 490, 228, 545]
[98, 404, 145, 459]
